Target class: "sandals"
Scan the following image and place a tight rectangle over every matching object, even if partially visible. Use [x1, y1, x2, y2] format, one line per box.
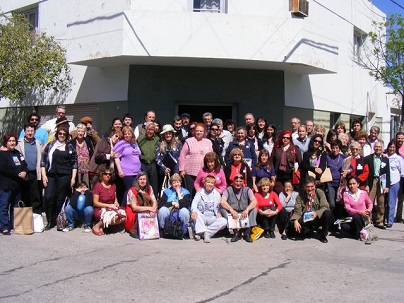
[92, 227, 104, 236]
[1, 230, 11, 235]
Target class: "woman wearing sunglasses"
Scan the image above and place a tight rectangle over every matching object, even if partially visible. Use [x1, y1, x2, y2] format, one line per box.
[41, 123, 77, 230]
[92, 167, 126, 236]
[301, 134, 327, 187]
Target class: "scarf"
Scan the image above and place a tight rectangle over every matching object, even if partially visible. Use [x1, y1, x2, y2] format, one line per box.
[48, 140, 66, 171]
[279, 149, 288, 172]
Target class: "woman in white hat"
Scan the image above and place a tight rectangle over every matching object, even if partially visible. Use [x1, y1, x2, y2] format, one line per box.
[156, 124, 183, 176]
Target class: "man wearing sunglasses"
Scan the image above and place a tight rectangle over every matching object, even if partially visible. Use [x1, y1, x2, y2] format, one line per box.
[221, 174, 257, 243]
[18, 113, 49, 145]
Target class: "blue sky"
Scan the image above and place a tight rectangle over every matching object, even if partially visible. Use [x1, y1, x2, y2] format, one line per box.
[373, 0, 404, 17]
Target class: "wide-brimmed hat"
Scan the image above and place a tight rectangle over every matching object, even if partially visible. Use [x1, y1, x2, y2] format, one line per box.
[160, 124, 176, 135]
[55, 116, 71, 128]
[80, 116, 93, 124]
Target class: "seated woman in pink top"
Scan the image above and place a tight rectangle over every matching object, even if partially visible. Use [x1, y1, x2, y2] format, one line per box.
[342, 175, 373, 239]
[194, 152, 227, 194]
[254, 178, 282, 239]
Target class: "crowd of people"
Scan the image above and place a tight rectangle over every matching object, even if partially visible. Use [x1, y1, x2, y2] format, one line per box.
[0, 105, 403, 245]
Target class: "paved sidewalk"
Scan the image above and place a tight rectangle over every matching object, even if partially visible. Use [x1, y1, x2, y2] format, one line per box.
[1, 223, 403, 303]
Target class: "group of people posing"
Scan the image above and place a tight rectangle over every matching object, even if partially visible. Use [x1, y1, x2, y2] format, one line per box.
[0, 107, 402, 245]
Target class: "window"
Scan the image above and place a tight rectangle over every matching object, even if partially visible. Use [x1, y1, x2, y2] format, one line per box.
[192, 0, 227, 13]
[353, 30, 366, 63]
[18, 6, 38, 32]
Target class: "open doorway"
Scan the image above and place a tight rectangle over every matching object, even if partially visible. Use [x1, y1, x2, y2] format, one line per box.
[177, 103, 235, 124]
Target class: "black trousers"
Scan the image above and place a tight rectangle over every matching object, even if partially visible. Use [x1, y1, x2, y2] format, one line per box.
[141, 162, 158, 196]
[292, 209, 332, 237]
[257, 206, 277, 232]
[22, 171, 42, 214]
[44, 174, 71, 224]
[277, 208, 291, 234]
[340, 214, 365, 239]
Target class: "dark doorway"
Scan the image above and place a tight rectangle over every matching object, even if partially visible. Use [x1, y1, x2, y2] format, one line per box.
[177, 104, 235, 124]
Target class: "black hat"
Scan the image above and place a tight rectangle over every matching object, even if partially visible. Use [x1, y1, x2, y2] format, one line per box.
[55, 116, 71, 128]
[180, 113, 191, 118]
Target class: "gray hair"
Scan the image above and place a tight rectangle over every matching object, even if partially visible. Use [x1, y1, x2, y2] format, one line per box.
[370, 126, 380, 134]
[212, 118, 223, 125]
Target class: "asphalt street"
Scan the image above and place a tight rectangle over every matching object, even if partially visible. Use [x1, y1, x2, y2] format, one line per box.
[1, 223, 403, 303]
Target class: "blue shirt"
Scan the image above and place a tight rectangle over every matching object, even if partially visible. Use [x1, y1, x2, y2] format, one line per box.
[19, 128, 49, 146]
[23, 139, 38, 171]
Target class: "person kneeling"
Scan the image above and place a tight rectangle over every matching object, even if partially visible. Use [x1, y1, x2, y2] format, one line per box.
[290, 176, 331, 243]
[64, 181, 94, 232]
[221, 174, 257, 243]
[191, 175, 227, 243]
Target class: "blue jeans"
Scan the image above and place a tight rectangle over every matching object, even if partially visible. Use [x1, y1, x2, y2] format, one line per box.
[158, 206, 190, 228]
[65, 204, 94, 228]
[0, 188, 21, 231]
[387, 182, 400, 225]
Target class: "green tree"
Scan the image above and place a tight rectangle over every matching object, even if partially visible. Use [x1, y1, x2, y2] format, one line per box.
[358, 14, 404, 127]
[0, 12, 71, 102]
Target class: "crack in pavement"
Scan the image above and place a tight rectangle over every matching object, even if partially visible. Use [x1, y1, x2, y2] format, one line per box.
[195, 261, 290, 303]
[0, 242, 136, 276]
[0, 251, 159, 299]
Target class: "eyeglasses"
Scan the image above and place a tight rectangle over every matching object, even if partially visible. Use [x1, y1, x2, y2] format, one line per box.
[283, 136, 290, 139]
[233, 154, 241, 157]
[103, 172, 112, 176]
[314, 140, 322, 143]
[56, 111, 65, 115]
[234, 176, 244, 180]
[58, 132, 67, 136]
[30, 118, 38, 121]
[210, 128, 218, 131]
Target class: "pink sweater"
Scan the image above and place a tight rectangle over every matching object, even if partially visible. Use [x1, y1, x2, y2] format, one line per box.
[179, 137, 213, 176]
[343, 190, 373, 216]
[194, 168, 227, 194]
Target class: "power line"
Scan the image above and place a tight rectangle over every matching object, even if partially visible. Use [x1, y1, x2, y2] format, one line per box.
[390, 0, 404, 10]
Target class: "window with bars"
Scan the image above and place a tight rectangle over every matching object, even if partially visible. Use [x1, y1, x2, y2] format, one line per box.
[192, 0, 227, 13]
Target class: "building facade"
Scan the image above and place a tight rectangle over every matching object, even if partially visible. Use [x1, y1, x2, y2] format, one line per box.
[0, 0, 394, 142]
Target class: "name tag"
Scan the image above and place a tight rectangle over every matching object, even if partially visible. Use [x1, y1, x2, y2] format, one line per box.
[13, 156, 21, 166]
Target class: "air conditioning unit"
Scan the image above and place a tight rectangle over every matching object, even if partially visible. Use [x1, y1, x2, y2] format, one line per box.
[290, 0, 309, 17]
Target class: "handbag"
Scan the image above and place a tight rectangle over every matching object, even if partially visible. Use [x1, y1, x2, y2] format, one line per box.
[14, 201, 34, 235]
[250, 226, 264, 241]
[320, 167, 333, 183]
[292, 169, 301, 185]
[33, 213, 44, 233]
[159, 174, 169, 198]
[56, 197, 69, 231]
[163, 209, 183, 240]
[137, 213, 160, 240]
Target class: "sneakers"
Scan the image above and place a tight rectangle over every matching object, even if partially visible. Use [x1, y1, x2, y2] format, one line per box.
[194, 234, 201, 241]
[83, 226, 92, 233]
[204, 237, 211, 243]
[62, 226, 74, 232]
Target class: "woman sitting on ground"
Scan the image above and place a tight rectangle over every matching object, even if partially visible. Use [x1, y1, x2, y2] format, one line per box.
[277, 180, 298, 240]
[341, 176, 373, 239]
[124, 172, 158, 235]
[158, 173, 191, 238]
[194, 152, 227, 194]
[92, 167, 126, 236]
[255, 178, 282, 239]
[191, 175, 227, 243]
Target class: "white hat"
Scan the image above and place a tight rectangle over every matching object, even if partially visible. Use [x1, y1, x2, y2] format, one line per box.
[160, 124, 176, 135]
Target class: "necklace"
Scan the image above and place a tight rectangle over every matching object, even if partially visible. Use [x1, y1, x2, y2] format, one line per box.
[331, 154, 340, 164]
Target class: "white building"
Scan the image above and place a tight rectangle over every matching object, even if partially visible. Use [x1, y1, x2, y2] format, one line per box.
[0, 0, 395, 142]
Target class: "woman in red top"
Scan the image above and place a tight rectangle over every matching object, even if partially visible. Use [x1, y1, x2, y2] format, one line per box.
[223, 148, 252, 188]
[341, 141, 369, 189]
[92, 167, 126, 235]
[255, 178, 282, 239]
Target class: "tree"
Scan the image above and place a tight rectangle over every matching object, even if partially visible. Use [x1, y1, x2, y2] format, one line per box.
[358, 14, 404, 127]
[0, 12, 71, 102]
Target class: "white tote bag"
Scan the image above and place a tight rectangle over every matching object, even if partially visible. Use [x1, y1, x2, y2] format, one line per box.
[33, 213, 44, 233]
